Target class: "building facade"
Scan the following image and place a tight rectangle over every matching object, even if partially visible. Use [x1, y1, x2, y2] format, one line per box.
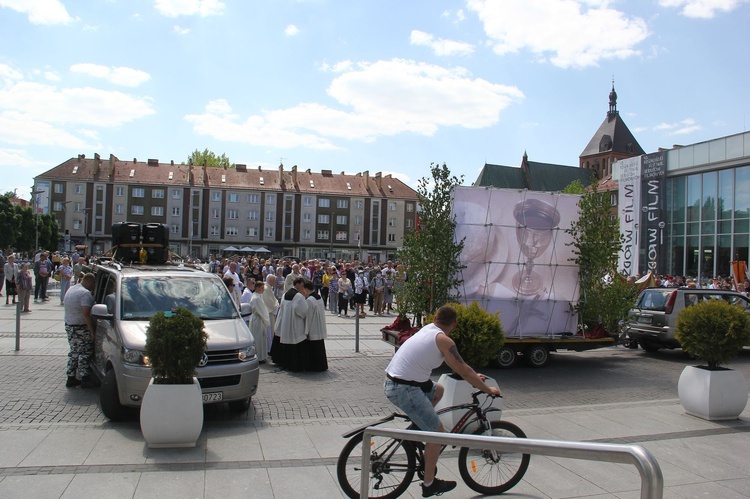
[34, 154, 419, 262]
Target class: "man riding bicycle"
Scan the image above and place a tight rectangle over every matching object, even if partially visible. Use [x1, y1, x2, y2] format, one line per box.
[384, 304, 501, 497]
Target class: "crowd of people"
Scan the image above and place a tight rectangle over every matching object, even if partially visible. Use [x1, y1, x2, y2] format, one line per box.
[0, 249, 90, 312]
[210, 254, 408, 372]
[630, 272, 750, 295]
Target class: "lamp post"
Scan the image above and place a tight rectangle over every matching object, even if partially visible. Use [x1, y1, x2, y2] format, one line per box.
[31, 190, 44, 252]
[329, 211, 335, 260]
[83, 207, 92, 255]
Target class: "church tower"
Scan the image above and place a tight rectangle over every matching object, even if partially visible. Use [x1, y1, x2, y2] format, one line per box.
[579, 83, 644, 178]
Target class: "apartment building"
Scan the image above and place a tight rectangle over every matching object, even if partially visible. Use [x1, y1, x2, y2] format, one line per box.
[34, 154, 419, 262]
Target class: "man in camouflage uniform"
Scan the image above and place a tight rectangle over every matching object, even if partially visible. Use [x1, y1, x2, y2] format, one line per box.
[63, 273, 96, 387]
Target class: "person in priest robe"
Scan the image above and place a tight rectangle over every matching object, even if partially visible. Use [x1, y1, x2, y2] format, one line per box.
[303, 281, 328, 372]
[262, 274, 279, 358]
[248, 281, 270, 363]
[271, 277, 310, 371]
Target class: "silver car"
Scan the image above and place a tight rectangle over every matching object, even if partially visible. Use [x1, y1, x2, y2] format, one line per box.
[89, 262, 259, 420]
[623, 287, 750, 352]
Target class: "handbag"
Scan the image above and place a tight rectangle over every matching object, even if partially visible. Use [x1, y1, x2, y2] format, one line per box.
[53, 271, 62, 282]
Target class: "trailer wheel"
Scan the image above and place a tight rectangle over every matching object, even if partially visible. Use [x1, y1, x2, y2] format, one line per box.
[495, 346, 517, 368]
[524, 345, 549, 368]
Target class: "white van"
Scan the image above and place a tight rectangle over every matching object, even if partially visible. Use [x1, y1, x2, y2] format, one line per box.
[89, 261, 259, 420]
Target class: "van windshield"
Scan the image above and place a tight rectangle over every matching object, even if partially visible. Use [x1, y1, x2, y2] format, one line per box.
[120, 276, 238, 320]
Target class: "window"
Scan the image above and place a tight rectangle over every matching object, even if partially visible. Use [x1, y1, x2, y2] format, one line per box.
[337, 199, 348, 209]
[75, 185, 84, 195]
[131, 205, 144, 215]
[264, 228, 274, 238]
[336, 215, 348, 225]
[227, 209, 238, 219]
[388, 233, 396, 242]
[355, 200, 363, 209]
[388, 218, 396, 227]
[303, 196, 312, 207]
[317, 230, 329, 240]
[132, 188, 145, 198]
[151, 206, 164, 216]
[226, 226, 238, 236]
[210, 225, 219, 236]
[354, 215, 362, 225]
[266, 194, 276, 205]
[318, 214, 330, 224]
[247, 227, 259, 237]
[53, 201, 62, 211]
[74, 202, 83, 212]
[247, 210, 259, 220]
[406, 219, 413, 228]
[318, 198, 330, 208]
[152, 189, 165, 199]
[266, 211, 274, 222]
[211, 208, 220, 219]
[227, 193, 239, 203]
[389, 202, 397, 211]
[406, 203, 414, 212]
[115, 186, 124, 197]
[302, 229, 311, 240]
[303, 213, 311, 222]
[73, 220, 82, 230]
[247, 194, 260, 204]
[171, 225, 180, 235]
[610, 193, 618, 206]
[172, 207, 180, 216]
[336, 231, 347, 241]
[54, 184, 63, 194]
[212, 192, 221, 202]
[171, 189, 181, 199]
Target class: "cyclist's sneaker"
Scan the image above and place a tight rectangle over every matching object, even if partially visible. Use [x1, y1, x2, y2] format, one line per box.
[421, 478, 456, 497]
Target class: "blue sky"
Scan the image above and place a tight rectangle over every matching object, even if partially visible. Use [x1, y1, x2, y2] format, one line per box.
[1, 0, 748, 199]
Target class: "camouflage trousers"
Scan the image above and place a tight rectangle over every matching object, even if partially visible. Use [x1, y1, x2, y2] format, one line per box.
[66, 324, 93, 380]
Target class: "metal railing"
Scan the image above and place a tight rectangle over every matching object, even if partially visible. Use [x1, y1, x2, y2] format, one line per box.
[361, 427, 663, 499]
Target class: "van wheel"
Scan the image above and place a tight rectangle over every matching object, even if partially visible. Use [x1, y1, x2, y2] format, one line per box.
[638, 341, 661, 352]
[101, 369, 127, 421]
[524, 345, 550, 368]
[495, 347, 517, 368]
[229, 397, 251, 412]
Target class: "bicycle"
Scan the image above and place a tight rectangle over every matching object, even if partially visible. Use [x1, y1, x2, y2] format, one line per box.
[336, 388, 530, 498]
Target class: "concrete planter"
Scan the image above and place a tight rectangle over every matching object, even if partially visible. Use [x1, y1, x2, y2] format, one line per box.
[140, 378, 203, 448]
[678, 366, 748, 421]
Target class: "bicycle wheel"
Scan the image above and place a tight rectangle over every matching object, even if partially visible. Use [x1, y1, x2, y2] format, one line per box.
[458, 420, 530, 495]
[336, 432, 416, 499]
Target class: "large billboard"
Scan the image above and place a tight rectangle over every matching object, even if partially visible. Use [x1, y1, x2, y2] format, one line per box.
[640, 151, 667, 275]
[452, 187, 580, 338]
[616, 156, 641, 277]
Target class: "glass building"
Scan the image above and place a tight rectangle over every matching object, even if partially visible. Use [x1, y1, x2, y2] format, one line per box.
[664, 132, 750, 281]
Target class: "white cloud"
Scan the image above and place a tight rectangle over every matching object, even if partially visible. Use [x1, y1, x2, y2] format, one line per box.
[466, 0, 649, 68]
[410, 30, 475, 57]
[658, 0, 745, 18]
[0, 63, 23, 82]
[70, 63, 151, 87]
[173, 25, 190, 35]
[0, 148, 50, 167]
[154, 0, 225, 17]
[185, 58, 524, 148]
[0, 0, 75, 25]
[285, 24, 299, 36]
[653, 118, 702, 135]
[44, 71, 60, 81]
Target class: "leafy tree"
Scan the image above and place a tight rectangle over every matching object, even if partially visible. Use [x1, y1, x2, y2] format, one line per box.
[0, 195, 17, 250]
[396, 163, 464, 326]
[562, 179, 586, 194]
[188, 148, 233, 169]
[14, 205, 35, 252]
[566, 183, 632, 334]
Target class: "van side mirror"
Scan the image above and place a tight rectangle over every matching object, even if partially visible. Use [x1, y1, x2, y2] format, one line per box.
[91, 303, 112, 319]
[240, 302, 252, 317]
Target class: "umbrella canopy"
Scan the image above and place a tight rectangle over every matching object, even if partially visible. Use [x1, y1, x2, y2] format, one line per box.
[222, 246, 239, 252]
[254, 247, 271, 253]
[239, 246, 255, 252]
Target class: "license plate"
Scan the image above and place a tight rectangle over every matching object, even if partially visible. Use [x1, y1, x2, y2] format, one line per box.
[202, 392, 223, 403]
[638, 316, 652, 324]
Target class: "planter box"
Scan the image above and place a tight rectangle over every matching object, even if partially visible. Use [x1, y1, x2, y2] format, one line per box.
[140, 378, 204, 448]
[678, 366, 748, 421]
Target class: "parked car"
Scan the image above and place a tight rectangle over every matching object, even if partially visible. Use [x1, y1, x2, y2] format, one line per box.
[89, 260, 260, 420]
[623, 287, 750, 352]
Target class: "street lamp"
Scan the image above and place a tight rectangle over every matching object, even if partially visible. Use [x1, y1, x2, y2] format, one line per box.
[329, 211, 335, 260]
[32, 190, 44, 252]
[83, 207, 92, 255]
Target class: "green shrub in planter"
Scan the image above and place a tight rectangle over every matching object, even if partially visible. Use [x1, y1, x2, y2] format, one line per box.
[675, 299, 750, 370]
[146, 308, 208, 384]
[429, 302, 505, 368]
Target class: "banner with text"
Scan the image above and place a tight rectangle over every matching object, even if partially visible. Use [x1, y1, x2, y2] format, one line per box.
[640, 151, 667, 275]
[616, 156, 641, 277]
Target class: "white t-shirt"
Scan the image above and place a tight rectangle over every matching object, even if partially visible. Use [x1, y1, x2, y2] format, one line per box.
[385, 323, 444, 383]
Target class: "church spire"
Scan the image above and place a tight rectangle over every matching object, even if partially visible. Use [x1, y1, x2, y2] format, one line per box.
[608, 78, 618, 116]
